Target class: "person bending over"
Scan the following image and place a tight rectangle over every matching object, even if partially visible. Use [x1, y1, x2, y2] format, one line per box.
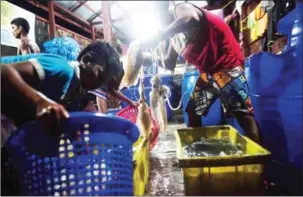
[1, 41, 122, 137]
[88, 43, 137, 113]
[142, 2, 260, 143]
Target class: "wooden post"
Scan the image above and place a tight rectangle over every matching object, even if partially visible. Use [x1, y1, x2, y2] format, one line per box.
[102, 1, 113, 44]
[91, 25, 96, 41]
[48, 1, 56, 39]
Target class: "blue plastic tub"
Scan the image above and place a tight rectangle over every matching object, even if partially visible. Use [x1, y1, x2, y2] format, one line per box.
[130, 74, 173, 89]
[248, 43, 302, 168]
[181, 70, 222, 127]
[120, 87, 152, 108]
[121, 87, 174, 121]
[4, 112, 139, 196]
[248, 1, 302, 170]
[247, 3, 303, 194]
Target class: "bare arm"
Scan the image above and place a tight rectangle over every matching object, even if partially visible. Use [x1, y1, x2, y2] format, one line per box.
[110, 89, 137, 106]
[1, 62, 44, 106]
[161, 3, 202, 39]
[161, 40, 179, 70]
[140, 3, 202, 70]
[1, 62, 69, 123]
[96, 97, 108, 113]
[142, 2, 203, 49]
[142, 40, 178, 71]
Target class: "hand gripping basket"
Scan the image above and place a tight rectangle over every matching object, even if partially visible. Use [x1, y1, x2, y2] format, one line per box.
[4, 112, 139, 196]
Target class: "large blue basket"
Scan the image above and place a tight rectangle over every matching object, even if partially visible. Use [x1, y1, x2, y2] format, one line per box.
[4, 112, 139, 196]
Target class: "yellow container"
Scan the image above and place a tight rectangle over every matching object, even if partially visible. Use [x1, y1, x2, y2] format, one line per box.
[133, 136, 150, 196]
[175, 126, 271, 196]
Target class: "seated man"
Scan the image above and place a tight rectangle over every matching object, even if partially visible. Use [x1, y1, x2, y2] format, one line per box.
[11, 17, 40, 55]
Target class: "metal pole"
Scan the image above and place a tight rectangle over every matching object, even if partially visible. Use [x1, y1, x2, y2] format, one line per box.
[48, 1, 56, 39]
[91, 25, 96, 40]
[102, 1, 112, 44]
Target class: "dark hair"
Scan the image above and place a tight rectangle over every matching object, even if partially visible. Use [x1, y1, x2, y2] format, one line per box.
[95, 30, 104, 40]
[77, 41, 123, 79]
[116, 44, 123, 55]
[11, 17, 30, 34]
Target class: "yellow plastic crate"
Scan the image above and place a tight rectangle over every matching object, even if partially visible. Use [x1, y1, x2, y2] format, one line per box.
[175, 125, 271, 196]
[133, 136, 150, 196]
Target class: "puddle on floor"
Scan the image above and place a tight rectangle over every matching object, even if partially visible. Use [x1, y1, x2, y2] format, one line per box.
[145, 124, 186, 196]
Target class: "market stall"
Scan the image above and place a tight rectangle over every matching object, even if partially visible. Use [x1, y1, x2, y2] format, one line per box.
[1, 0, 301, 196]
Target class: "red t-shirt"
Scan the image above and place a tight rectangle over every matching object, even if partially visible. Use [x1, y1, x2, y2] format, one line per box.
[174, 6, 244, 73]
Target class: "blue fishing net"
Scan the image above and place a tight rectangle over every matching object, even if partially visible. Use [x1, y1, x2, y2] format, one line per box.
[43, 36, 81, 61]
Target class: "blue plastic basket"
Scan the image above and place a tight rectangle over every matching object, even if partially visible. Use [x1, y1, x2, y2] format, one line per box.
[121, 87, 174, 121]
[4, 112, 139, 196]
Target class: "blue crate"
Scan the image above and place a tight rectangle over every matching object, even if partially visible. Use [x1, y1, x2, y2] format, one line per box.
[4, 112, 139, 196]
[121, 87, 174, 121]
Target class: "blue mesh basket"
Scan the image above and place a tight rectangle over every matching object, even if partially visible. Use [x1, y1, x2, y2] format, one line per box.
[4, 112, 139, 196]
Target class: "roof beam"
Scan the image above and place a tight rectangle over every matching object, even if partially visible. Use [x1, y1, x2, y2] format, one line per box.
[27, 0, 91, 34]
[48, 1, 56, 38]
[91, 21, 103, 25]
[53, 2, 90, 26]
[87, 9, 103, 22]
[102, 1, 113, 44]
[114, 3, 132, 20]
[70, 1, 86, 12]
[83, 2, 97, 13]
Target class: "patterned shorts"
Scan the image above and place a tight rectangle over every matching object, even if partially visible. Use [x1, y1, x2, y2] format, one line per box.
[186, 66, 254, 116]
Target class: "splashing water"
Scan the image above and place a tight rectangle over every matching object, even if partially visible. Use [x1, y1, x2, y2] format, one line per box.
[183, 137, 244, 157]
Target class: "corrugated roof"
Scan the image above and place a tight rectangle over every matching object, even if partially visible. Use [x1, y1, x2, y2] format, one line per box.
[55, 1, 208, 42]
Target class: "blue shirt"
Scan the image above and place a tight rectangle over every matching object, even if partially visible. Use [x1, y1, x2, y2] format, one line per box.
[1, 53, 83, 110]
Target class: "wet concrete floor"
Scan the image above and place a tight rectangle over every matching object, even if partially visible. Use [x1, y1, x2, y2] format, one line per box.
[145, 124, 186, 196]
[144, 124, 296, 196]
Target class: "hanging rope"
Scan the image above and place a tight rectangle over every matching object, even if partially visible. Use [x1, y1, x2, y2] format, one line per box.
[160, 85, 187, 111]
[222, 0, 235, 9]
[164, 90, 187, 111]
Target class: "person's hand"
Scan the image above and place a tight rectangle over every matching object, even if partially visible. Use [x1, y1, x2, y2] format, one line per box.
[225, 11, 238, 24]
[35, 95, 69, 137]
[128, 100, 139, 108]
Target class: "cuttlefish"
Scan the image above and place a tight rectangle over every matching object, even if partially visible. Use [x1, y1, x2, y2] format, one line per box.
[149, 75, 168, 133]
[119, 40, 143, 90]
[136, 68, 152, 139]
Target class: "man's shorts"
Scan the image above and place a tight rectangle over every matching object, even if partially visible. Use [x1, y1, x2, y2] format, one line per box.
[186, 66, 254, 116]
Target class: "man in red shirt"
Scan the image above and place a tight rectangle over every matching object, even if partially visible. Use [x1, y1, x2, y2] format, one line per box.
[143, 2, 260, 143]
